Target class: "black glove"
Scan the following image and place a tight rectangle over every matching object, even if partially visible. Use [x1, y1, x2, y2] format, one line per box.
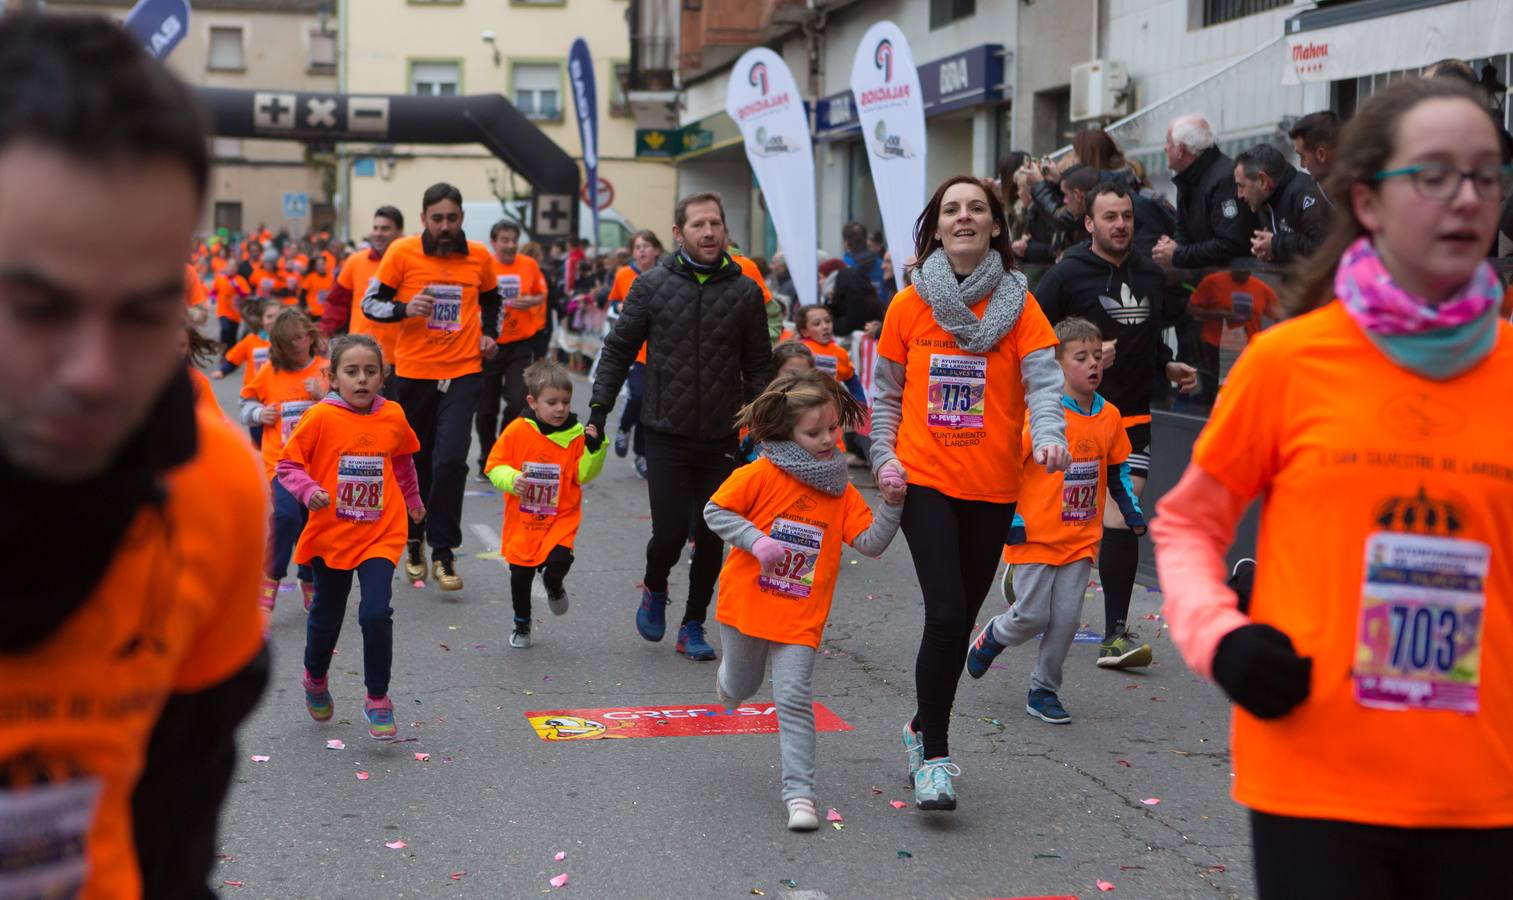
[583, 430, 605, 454]
[586, 404, 608, 440]
[1211, 624, 1312, 720]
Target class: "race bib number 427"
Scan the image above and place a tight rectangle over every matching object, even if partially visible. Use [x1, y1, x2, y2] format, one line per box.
[925, 354, 986, 429]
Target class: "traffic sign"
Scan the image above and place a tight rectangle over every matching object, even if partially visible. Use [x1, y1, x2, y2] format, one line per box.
[282, 192, 310, 219]
[580, 177, 614, 211]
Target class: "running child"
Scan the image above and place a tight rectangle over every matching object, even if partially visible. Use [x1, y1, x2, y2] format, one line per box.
[240, 308, 329, 613]
[278, 334, 424, 740]
[216, 298, 278, 441]
[740, 342, 816, 462]
[794, 306, 871, 463]
[483, 359, 608, 648]
[965, 317, 1145, 723]
[703, 371, 904, 831]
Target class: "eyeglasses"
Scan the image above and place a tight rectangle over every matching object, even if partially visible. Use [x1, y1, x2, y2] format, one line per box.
[1369, 162, 1512, 201]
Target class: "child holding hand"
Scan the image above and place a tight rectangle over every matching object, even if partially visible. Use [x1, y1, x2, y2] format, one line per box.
[703, 371, 904, 832]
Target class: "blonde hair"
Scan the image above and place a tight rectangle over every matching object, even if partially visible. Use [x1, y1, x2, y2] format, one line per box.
[267, 308, 324, 371]
[524, 358, 573, 398]
[738, 370, 864, 443]
[1053, 317, 1102, 356]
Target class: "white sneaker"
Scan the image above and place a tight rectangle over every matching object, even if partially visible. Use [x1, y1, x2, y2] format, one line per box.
[510, 618, 531, 649]
[786, 797, 820, 831]
[546, 586, 569, 616]
[716, 670, 739, 711]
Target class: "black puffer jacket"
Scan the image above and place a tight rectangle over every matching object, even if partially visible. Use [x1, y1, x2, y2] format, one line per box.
[1262, 165, 1328, 263]
[591, 252, 773, 441]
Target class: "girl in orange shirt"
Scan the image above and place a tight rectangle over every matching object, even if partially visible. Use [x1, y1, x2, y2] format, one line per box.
[1153, 79, 1513, 897]
[240, 309, 328, 614]
[703, 371, 903, 831]
[278, 334, 424, 740]
[795, 305, 870, 464]
[216, 299, 279, 444]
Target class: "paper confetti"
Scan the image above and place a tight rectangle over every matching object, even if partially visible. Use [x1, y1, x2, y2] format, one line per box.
[450, 871, 467, 880]
[355, 772, 370, 781]
[1140, 798, 1161, 806]
[385, 840, 406, 850]
[325, 739, 345, 750]
[249, 755, 270, 763]
[897, 850, 913, 859]
[554, 851, 566, 861]
[780, 879, 797, 888]
[750, 891, 765, 897]
[889, 800, 908, 809]
[222, 881, 244, 888]
[414, 752, 430, 762]
[826, 808, 843, 822]
[411, 580, 425, 588]
[869, 786, 883, 795]
[1116, 760, 1132, 767]
[831, 822, 844, 831]
[1097, 880, 1116, 892]
[549, 873, 569, 888]
[439, 643, 450, 651]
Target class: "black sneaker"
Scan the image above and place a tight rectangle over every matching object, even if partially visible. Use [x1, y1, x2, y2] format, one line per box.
[510, 616, 531, 648]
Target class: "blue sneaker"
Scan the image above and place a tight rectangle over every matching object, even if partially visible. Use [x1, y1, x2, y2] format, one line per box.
[675, 620, 717, 661]
[636, 587, 670, 642]
[913, 757, 961, 811]
[901, 721, 924, 786]
[965, 621, 1007, 679]
[633, 455, 649, 479]
[1026, 689, 1071, 724]
[614, 430, 630, 458]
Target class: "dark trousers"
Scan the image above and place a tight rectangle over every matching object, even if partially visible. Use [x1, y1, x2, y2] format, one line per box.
[218, 315, 240, 350]
[475, 337, 536, 470]
[509, 545, 574, 620]
[248, 424, 262, 447]
[900, 485, 1016, 760]
[393, 371, 482, 558]
[618, 362, 647, 457]
[642, 427, 738, 624]
[304, 557, 395, 698]
[1251, 810, 1513, 899]
[266, 477, 313, 583]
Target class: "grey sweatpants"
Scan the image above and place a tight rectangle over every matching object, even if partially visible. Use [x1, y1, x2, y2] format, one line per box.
[716, 623, 817, 802]
[987, 558, 1093, 694]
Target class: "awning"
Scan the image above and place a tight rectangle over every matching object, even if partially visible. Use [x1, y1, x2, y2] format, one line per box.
[1282, 0, 1513, 85]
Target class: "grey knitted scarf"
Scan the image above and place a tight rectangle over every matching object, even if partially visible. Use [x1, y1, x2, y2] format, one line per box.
[913, 248, 1028, 353]
[760, 440, 849, 497]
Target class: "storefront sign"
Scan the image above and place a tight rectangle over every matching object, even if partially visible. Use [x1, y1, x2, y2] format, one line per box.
[1282, 0, 1513, 85]
[818, 43, 1005, 140]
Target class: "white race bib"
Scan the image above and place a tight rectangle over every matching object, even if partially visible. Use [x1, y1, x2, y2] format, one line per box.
[427, 283, 464, 333]
[518, 462, 561, 516]
[925, 354, 986, 429]
[279, 400, 314, 440]
[758, 518, 824, 598]
[335, 454, 385, 522]
[0, 776, 101, 898]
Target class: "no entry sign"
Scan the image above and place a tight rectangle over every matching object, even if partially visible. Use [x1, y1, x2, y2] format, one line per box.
[526, 702, 852, 741]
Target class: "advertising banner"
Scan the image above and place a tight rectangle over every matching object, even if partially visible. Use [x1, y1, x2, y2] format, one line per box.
[850, 22, 927, 292]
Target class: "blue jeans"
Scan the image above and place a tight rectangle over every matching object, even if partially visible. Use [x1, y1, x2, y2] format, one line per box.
[266, 477, 313, 582]
[305, 557, 395, 698]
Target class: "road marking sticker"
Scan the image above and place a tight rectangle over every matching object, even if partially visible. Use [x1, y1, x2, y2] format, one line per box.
[525, 703, 853, 741]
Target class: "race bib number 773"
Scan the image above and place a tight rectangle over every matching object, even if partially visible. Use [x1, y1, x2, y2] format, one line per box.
[925, 354, 986, 429]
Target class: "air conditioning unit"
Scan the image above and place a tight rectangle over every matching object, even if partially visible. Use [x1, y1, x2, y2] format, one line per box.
[1070, 60, 1130, 122]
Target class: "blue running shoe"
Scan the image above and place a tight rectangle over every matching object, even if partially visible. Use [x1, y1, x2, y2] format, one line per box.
[636, 587, 670, 642]
[913, 757, 961, 811]
[614, 430, 630, 458]
[675, 620, 717, 661]
[966, 621, 1007, 679]
[901, 721, 924, 787]
[1026, 689, 1071, 724]
[633, 455, 649, 479]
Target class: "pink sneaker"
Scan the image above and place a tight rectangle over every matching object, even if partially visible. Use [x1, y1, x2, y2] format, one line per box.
[300, 580, 314, 613]
[364, 695, 396, 740]
[260, 576, 279, 613]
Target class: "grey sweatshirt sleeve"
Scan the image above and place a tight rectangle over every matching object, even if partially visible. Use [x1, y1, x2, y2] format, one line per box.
[847, 498, 903, 558]
[239, 397, 265, 428]
[703, 501, 767, 552]
[1021, 347, 1067, 452]
[866, 357, 906, 473]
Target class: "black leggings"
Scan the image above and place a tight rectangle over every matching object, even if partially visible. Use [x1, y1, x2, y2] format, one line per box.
[509, 545, 574, 620]
[1251, 809, 1513, 899]
[642, 427, 738, 625]
[900, 484, 1016, 760]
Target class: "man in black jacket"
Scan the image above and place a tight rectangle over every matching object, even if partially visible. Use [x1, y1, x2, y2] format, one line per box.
[1153, 114, 1258, 270]
[1234, 143, 1327, 264]
[1034, 182, 1197, 670]
[0, 14, 267, 897]
[587, 192, 772, 661]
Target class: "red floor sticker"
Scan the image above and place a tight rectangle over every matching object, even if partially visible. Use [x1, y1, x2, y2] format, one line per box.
[525, 702, 852, 741]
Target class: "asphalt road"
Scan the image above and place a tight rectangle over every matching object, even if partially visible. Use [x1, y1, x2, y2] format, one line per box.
[209, 371, 1254, 900]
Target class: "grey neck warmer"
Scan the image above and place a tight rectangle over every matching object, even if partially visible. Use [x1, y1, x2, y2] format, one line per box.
[760, 440, 849, 497]
[913, 248, 1027, 353]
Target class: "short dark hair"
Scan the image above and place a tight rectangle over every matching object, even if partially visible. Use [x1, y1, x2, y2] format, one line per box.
[1425, 58, 1478, 87]
[1085, 181, 1132, 215]
[1235, 143, 1290, 181]
[374, 205, 404, 231]
[421, 182, 463, 211]
[841, 222, 868, 252]
[674, 192, 726, 229]
[1287, 110, 1341, 152]
[1061, 164, 1100, 195]
[490, 219, 521, 240]
[0, 13, 208, 197]
[628, 228, 663, 252]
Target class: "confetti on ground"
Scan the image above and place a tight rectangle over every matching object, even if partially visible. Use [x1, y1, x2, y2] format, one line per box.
[450, 871, 467, 880]
[1116, 760, 1131, 767]
[826, 808, 843, 822]
[325, 740, 345, 750]
[1140, 798, 1161, 806]
[869, 786, 883, 794]
[831, 823, 844, 831]
[216, 854, 234, 862]
[1207, 865, 1227, 873]
[411, 580, 425, 588]
[780, 879, 797, 888]
[249, 755, 270, 763]
[222, 881, 244, 888]
[1119, 865, 1146, 871]
[750, 891, 765, 897]
[889, 800, 907, 809]
[355, 771, 370, 781]
[897, 850, 912, 859]
[550, 873, 569, 888]
[981, 717, 1003, 726]
[439, 643, 450, 651]
[1033, 853, 1063, 859]
[555, 851, 566, 861]
[1097, 879, 1116, 892]
[414, 752, 430, 762]
[385, 840, 406, 850]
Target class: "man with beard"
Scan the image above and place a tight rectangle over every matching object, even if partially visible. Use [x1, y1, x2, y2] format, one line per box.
[586, 192, 772, 661]
[362, 183, 503, 591]
[1031, 182, 1198, 670]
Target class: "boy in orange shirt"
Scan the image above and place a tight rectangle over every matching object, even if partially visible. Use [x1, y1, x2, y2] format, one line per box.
[483, 359, 608, 648]
[965, 318, 1146, 724]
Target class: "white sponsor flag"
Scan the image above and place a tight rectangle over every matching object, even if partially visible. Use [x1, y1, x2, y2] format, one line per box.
[726, 48, 818, 308]
[850, 22, 926, 292]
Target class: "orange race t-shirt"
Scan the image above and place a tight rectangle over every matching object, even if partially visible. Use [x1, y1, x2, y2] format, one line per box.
[186, 364, 222, 419]
[1189, 272, 1282, 348]
[213, 272, 250, 322]
[223, 333, 271, 390]
[249, 267, 280, 299]
[483, 418, 598, 567]
[284, 400, 420, 570]
[1003, 396, 1131, 567]
[302, 270, 334, 317]
[493, 254, 549, 345]
[375, 235, 497, 381]
[184, 264, 207, 310]
[710, 458, 874, 648]
[1192, 301, 1513, 828]
[337, 249, 397, 365]
[241, 356, 329, 481]
[877, 284, 1059, 503]
[0, 409, 266, 900]
[801, 338, 855, 382]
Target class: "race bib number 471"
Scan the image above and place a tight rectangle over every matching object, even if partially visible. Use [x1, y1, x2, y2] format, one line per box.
[427, 283, 464, 332]
[925, 354, 986, 429]
[1353, 532, 1489, 713]
[518, 462, 561, 516]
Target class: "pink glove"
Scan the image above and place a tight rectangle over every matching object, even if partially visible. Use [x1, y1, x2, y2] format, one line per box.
[752, 536, 786, 572]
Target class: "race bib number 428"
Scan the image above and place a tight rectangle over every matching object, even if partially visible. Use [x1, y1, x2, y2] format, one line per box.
[336, 454, 385, 522]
